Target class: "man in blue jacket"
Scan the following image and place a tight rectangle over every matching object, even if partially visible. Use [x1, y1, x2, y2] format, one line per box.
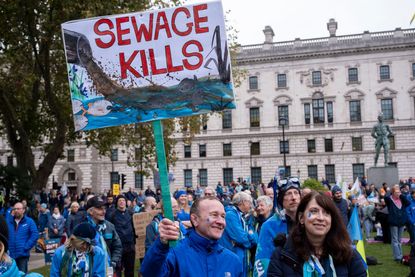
[254, 178, 301, 277]
[141, 196, 243, 277]
[7, 202, 39, 273]
[219, 191, 258, 276]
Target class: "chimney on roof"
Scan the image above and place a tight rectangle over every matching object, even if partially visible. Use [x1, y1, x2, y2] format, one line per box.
[327, 18, 338, 37]
[263, 26, 275, 43]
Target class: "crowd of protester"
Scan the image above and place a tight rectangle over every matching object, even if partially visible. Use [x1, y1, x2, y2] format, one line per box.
[0, 176, 414, 276]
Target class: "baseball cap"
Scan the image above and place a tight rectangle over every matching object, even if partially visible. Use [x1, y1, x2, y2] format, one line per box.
[86, 196, 105, 210]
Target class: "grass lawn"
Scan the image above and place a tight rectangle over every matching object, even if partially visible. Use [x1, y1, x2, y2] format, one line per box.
[366, 240, 411, 277]
[30, 242, 411, 276]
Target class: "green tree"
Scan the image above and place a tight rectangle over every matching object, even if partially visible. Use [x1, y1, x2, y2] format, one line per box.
[0, 0, 243, 195]
[0, 0, 181, 193]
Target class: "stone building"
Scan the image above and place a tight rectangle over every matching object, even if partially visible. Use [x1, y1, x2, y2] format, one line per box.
[1, 19, 414, 193]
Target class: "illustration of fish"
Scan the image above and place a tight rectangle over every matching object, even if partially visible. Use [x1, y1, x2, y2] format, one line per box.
[63, 26, 233, 117]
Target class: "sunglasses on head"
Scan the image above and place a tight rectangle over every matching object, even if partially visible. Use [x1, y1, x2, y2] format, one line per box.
[279, 177, 300, 189]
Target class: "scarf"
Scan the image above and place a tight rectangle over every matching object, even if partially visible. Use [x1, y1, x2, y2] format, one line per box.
[303, 254, 337, 277]
[87, 216, 110, 266]
[391, 196, 402, 209]
[52, 213, 61, 220]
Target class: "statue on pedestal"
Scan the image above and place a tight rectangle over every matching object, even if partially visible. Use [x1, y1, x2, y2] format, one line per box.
[371, 113, 394, 167]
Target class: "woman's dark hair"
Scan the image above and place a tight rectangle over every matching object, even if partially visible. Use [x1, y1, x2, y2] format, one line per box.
[290, 191, 352, 264]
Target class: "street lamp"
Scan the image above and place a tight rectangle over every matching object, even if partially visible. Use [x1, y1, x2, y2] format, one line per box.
[248, 140, 252, 183]
[279, 117, 288, 178]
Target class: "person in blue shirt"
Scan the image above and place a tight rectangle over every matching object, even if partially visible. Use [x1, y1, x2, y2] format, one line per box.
[175, 190, 190, 221]
[219, 191, 258, 276]
[50, 222, 106, 277]
[254, 178, 301, 277]
[0, 215, 43, 277]
[7, 202, 39, 273]
[141, 196, 243, 277]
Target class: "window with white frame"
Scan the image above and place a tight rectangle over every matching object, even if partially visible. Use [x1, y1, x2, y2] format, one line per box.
[222, 110, 232, 129]
[277, 74, 287, 88]
[249, 76, 258, 90]
[349, 100, 361, 122]
[312, 71, 322, 85]
[223, 168, 233, 186]
[348, 68, 359, 83]
[325, 165, 336, 184]
[184, 169, 192, 187]
[251, 167, 262, 184]
[278, 105, 289, 126]
[381, 99, 393, 120]
[250, 107, 260, 127]
[198, 169, 208, 186]
[379, 65, 390, 80]
[308, 165, 318, 180]
[312, 99, 324, 123]
[223, 143, 232, 156]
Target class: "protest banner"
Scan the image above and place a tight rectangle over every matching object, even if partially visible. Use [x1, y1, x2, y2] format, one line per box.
[61, 0, 234, 131]
[62, 0, 233, 238]
[44, 238, 61, 264]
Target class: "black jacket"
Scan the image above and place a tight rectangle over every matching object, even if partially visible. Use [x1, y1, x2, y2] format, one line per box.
[108, 208, 136, 246]
[267, 238, 367, 277]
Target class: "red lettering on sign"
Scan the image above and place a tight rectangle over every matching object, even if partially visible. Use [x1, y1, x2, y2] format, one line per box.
[193, 4, 209, 34]
[154, 11, 172, 40]
[116, 16, 131, 46]
[131, 14, 154, 42]
[171, 7, 192, 36]
[182, 40, 203, 70]
[94, 18, 116, 48]
[120, 51, 142, 78]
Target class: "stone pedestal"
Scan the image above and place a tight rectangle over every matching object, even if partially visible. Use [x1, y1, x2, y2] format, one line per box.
[367, 166, 399, 188]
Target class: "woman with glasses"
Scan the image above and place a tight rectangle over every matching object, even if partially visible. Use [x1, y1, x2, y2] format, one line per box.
[267, 191, 367, 276]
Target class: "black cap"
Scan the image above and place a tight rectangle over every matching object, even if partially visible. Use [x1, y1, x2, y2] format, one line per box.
[86, 196, 105, 210]
[0, 215, 8, 252]
[73, 222, 96, 244]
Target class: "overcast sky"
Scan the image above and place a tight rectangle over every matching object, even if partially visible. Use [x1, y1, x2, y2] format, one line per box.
[187, 0, 415, 45]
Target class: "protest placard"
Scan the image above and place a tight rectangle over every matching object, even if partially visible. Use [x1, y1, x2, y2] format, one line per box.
[62, 0, 234, 131]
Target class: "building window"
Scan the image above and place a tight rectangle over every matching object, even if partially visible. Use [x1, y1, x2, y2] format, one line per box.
[67, 149, 75, 162]
[349, 100, 361, 122]
[135, 172, 143, 189]
[326, 101, 333, 123]
[199, 144, 206, 157]
[379, 65, 390, 80]
[7, 156, 13, 166]
[312, 99, 324, 123]
[308, 165, 318, 180]
[249, 76, 258, 90]
[307, 139, 316, 153]
[223, 168, 233, 186]
[381, 99, 393, 120]
[325, 165, 336, 184]
[222, 110, 232, 129]
[201, 114, 208, 130]
[324, 138, 333, 152]
[389, 135, 395, 150]
[198, 169, 208, 186]
[304, 103, 311, 125]
[184, 169, 192, 187]
[277, 74, 287, 88]
[348, 68, 359, 83]
[251, 167, 262, 184]
[284, 166, 291, 177]
[412, 63, 415, 77]
[250, 107, 260, 127]
[280, 140, 289, 154]
[110, 149, 118, 161]
[223, 143, 232, 156]
[68, 171, 76, 181]
[312, 71, 322, 85]
[278, 106, 289, 126]
[352, 137, 363, 151]
[250, 142, 260, 155]
[184, 145, 191, 158]
[352, 164, 365, 181]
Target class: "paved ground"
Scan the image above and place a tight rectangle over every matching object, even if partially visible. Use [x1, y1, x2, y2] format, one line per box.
[28, 250, 47, 271]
